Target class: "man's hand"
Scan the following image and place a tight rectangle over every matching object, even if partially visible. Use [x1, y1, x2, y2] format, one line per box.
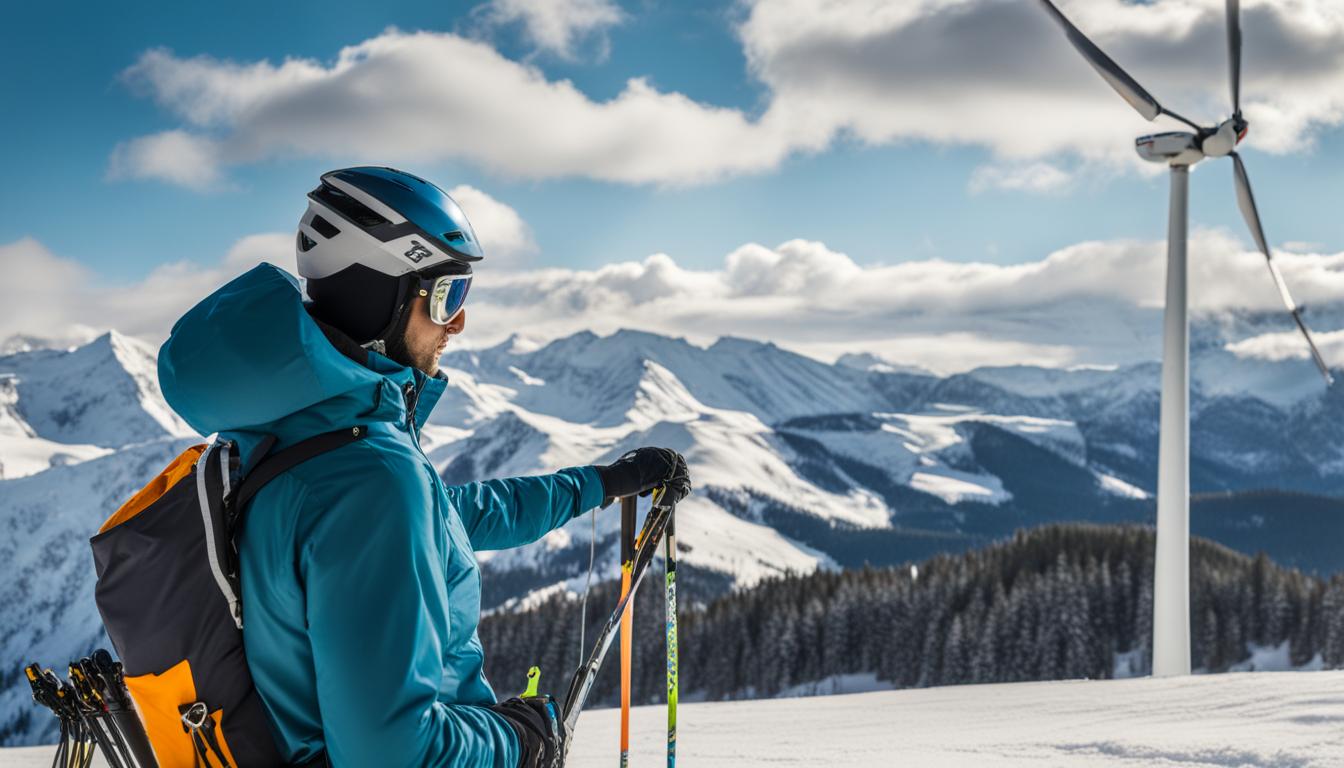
[490, 695, 566, 768]
[595, 447, 691, 508]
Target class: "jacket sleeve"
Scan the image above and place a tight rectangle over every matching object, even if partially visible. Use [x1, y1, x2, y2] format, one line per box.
[301, 453, 520, 768]
[445, 466, 606, 551]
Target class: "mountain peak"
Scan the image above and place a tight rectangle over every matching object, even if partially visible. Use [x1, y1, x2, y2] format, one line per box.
[0, 329, 191, 448]
[707, 335, 775, 355]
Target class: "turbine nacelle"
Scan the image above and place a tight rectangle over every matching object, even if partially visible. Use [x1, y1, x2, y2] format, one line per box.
[1136, 132, 1203, 166]
[1199, 117, 1248, 158]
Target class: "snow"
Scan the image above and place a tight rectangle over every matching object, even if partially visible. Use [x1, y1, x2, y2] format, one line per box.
[508, 365, 545, 386]
[883, 411, 1085, 466]
[0, 331, 192, 448]
[910, 468, 1008, 505]
[0, 433, 111, 479]
[662, 495, 832, 587]
[1227, 642, 1325, 674]
[1112, 648, 1146, 679]
[5, 672, 1342, 766]
[563, 671, 1344, 767]
[777, 672, 888, 698]
[0, 375, 112, 478]
[1097, 472, 1150, 500]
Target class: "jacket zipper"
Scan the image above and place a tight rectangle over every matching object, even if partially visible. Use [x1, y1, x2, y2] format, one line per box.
[402, 376, 425, 448]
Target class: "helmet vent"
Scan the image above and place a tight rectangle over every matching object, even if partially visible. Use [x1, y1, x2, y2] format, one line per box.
[443, 230, 467, 243]
[297, 231, 317, 252]
[312, 183, 390, 229]
[310, 215, 341, 239]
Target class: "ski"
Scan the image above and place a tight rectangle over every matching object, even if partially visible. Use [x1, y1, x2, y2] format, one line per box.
[562, 490, 675, 736]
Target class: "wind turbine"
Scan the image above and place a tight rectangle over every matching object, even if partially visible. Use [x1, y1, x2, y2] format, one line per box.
[1036, 0, 1335, 676]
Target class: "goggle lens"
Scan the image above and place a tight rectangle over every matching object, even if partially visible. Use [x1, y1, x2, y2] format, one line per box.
[427, 274, 472, 325]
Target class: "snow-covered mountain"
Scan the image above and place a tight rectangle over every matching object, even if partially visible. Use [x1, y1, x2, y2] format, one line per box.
[3, 323, 1344, 745]
[427, 327, 1344, 609]
[0, 331, 192, 479]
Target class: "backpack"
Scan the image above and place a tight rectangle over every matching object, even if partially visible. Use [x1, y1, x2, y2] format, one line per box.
[90, 426, 368, 768]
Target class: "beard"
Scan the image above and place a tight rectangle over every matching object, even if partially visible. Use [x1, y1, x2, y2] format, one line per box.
[382, 310, 440, 376]
[385, 331, 440, 376]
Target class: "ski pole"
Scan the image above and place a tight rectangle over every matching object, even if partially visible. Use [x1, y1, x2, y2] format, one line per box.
[664, 510, 678, 768]
[563, 490, 675, 736]
[67, 663, 126, 768]
[619, 496, 636, 768]
[90, 649, 159, 768]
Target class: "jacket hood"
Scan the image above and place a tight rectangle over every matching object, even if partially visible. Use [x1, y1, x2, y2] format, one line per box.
[159, 263, 445, 454]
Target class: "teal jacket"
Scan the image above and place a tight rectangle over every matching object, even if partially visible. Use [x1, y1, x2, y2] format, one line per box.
[158, 264, 604, 767]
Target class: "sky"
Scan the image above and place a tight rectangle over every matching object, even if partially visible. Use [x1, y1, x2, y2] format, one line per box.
[3, 0, 1344, 373]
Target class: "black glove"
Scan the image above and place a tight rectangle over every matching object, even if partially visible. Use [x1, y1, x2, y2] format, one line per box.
[595, 447, 691, 508]
[490, 695, 566, 768]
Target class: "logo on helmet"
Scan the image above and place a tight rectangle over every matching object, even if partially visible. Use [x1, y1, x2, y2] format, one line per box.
[403, 241, 433, 263]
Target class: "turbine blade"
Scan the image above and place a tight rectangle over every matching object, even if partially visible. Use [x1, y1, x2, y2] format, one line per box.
[1287, 299, 1334, 385]
[1227, 0, 1242, 116]
[1232, 153, 1335, 384]
[1037, 0, 1163, 121]
[1232, 153, 1270, 257]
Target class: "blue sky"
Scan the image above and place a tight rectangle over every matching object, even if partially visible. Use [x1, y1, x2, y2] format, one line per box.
[3, 0, 1343, 371]
[5, 0, 1340, 281]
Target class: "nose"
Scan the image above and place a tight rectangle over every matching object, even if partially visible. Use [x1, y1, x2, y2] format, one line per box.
[446, 308, 467, 334]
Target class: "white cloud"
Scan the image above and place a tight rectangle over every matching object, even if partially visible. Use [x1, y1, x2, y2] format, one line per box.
[1282, 241, 1326, 254]
[0, 239, 101, 346]
[1227, 328, 1344, 364]
[448, 184, 537, 269]
[111, 31, 797, 187]
[969, 162, 1073, 195]
[740, 0, 1344, 165]
[9, 229, 1343, 374]
[109, 1, 1344, 189]
[0, 236, 296, 344]
[474, 0, 625, 60]
[106, 130, 223, 190]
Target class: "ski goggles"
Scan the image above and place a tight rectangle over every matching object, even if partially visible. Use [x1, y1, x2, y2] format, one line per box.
[417, 272, 472, 325]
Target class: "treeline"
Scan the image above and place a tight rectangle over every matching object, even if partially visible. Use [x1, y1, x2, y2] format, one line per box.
[479, 524, 1344, 707]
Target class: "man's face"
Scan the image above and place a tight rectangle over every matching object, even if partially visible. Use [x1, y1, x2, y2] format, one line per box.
[398, 295, 466, 377]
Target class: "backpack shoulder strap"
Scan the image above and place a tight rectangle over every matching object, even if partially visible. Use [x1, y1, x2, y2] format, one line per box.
[231, 425, 369, 517]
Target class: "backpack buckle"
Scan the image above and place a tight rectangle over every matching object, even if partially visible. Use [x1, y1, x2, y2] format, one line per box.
[180, 701, 209, 730]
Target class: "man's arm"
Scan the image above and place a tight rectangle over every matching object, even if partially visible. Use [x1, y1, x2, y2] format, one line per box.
[445, 466, 605, 551]
[302, 452, 520, 768]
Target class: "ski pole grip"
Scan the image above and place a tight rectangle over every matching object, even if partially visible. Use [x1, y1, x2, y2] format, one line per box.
[524, 666, 541, 698]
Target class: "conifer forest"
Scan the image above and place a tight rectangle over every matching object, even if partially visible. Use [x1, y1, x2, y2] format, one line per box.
[481, 524, 1344, 707]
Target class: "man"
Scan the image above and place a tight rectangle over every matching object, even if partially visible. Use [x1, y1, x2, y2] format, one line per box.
[157, 167, 690, 767]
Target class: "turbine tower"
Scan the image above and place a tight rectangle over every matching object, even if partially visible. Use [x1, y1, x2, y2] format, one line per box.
[1037, 0, 1334, 676]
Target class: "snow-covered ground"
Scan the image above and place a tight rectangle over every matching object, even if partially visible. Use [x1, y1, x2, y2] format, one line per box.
[5, 671, 1342, 766]
[567, 671, 1344, 767]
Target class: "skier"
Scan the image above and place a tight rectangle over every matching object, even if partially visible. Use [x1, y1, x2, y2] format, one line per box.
[156, 167, 691, 767]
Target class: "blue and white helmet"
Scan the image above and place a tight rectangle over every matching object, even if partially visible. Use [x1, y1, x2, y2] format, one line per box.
[298, 167, 483, 343]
